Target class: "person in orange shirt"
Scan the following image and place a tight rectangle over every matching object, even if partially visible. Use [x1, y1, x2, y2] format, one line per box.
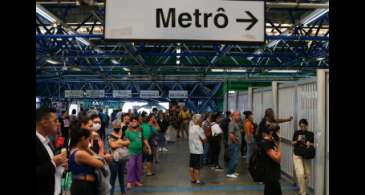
[243, 111, 255, 164]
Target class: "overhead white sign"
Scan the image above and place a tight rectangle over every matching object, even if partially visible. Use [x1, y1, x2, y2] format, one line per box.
[140, 90, 160, 98]
[169, 90, 188, 99]
[105, 0, 265, 42]
[86, 90, 105, 98]
[65, 90, 84, 98]
[113, 90, 132, 98]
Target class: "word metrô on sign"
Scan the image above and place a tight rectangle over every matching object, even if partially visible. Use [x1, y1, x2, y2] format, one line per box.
[156, 8, 229, 28]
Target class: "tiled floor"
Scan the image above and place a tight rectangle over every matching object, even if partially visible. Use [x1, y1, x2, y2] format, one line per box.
[115, 138, 298, 195]
[62, 137, 298, 195]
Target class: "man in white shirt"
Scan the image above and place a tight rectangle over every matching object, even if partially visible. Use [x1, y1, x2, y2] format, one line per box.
[210, 113, 224, 171]
[188, 114, 207, 185]
[36, 107, 68, 195]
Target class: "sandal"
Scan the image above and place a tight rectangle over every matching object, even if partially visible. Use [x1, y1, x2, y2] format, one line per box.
[135, 182, 143, 187]
[126, 183, 132, 190]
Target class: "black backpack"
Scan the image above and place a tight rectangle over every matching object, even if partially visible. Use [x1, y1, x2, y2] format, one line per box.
[249, 145, 266, 182]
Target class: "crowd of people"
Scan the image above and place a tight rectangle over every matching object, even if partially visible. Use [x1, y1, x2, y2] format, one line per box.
[36, 103, 315, 195]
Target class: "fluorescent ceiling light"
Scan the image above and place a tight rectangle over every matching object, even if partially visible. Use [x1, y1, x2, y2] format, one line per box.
[176, 60, 180, 65]
[228, 91, 236, 94]
[67, 31, 90, 46]
[112, 59, 119, 64]
[176, 48, 181, 54]
[211, 69, 246, 73]
[123, 67, 130, 71]
[76, 37, 90, 46]
[46, 59, 60, 64]
[229, 69, 247, 73]
[36, 6, 56, 23]
[95, 48, 103, 54]
[211, 69, 224, 72]
[268, 70, 299, 73]
[303, 9, 329, 26]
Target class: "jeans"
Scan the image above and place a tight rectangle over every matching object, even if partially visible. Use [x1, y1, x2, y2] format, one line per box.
[110, 160, 127, 194]
[203, 142, 210, 164]
[245, 135, 255, 164]
[158, 132, 166, 148]
[227, 143, 241, 174]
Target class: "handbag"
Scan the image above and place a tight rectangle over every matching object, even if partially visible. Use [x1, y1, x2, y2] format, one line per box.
[302, 145, 316, 159]
[295, 143, 316, 159]
[108, 134, 129, 162]
[112, 147, 129, 162]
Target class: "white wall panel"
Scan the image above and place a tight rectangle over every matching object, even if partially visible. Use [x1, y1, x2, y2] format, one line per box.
[228, 93, 237, 112]
[278, 86, 296, 140]
[281, 143, 294, 179]
[252, 91, 263, 123]
[326, 72, 329, 195]
[297, 82, 317, 188]
[262, 90, 273, 112]
[237, 92, 248, 113]
[278, 86, 296, 178]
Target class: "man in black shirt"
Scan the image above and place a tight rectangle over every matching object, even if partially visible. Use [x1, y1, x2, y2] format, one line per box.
[220, 111, 231, 163]
[292, 119, 314, 195]
[157, 112, 169, 152]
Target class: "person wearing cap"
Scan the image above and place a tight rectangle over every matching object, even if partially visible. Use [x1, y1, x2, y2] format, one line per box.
[243, 111, 256, 165]
[259, 124, 282, 195]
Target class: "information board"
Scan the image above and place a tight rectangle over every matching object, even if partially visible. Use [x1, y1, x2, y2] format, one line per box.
[105, 0, 265, 42]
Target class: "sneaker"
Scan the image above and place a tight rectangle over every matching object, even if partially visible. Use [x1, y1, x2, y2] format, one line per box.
[195, 180, 206, 185]
[162, 147, 168, 152]
[226, 174, 238, 178]
[215, 166, 224, 172]
[158, 148, 163, 152]
[234, 172, 240, 176]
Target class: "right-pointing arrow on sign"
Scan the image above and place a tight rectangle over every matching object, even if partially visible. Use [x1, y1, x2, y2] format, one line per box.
[236, 11, 258, 31]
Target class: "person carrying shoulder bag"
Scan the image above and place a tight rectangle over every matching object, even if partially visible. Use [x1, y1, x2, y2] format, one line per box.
[292, 119, 315, 195]
[108, 120, 130, 195]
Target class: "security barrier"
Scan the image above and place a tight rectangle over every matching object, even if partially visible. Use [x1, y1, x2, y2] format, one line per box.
[223, 69, 329, 194]
[252, 87, 273, 123]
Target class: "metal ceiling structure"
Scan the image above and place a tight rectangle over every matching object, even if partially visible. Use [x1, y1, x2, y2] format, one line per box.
[36, 0, 329, 112]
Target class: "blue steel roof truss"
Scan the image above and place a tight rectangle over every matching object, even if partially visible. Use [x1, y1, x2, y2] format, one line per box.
[36, 3, 329, 111]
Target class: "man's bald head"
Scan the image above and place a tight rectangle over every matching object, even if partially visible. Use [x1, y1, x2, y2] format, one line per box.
[232, 112, 241, 122]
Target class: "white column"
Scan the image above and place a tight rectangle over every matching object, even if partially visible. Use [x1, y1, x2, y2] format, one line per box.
[248, 87, 253, 111]
[325, 70, 329, 195]
[315, 69, 326, 195]
[272, 81, 279, 116]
